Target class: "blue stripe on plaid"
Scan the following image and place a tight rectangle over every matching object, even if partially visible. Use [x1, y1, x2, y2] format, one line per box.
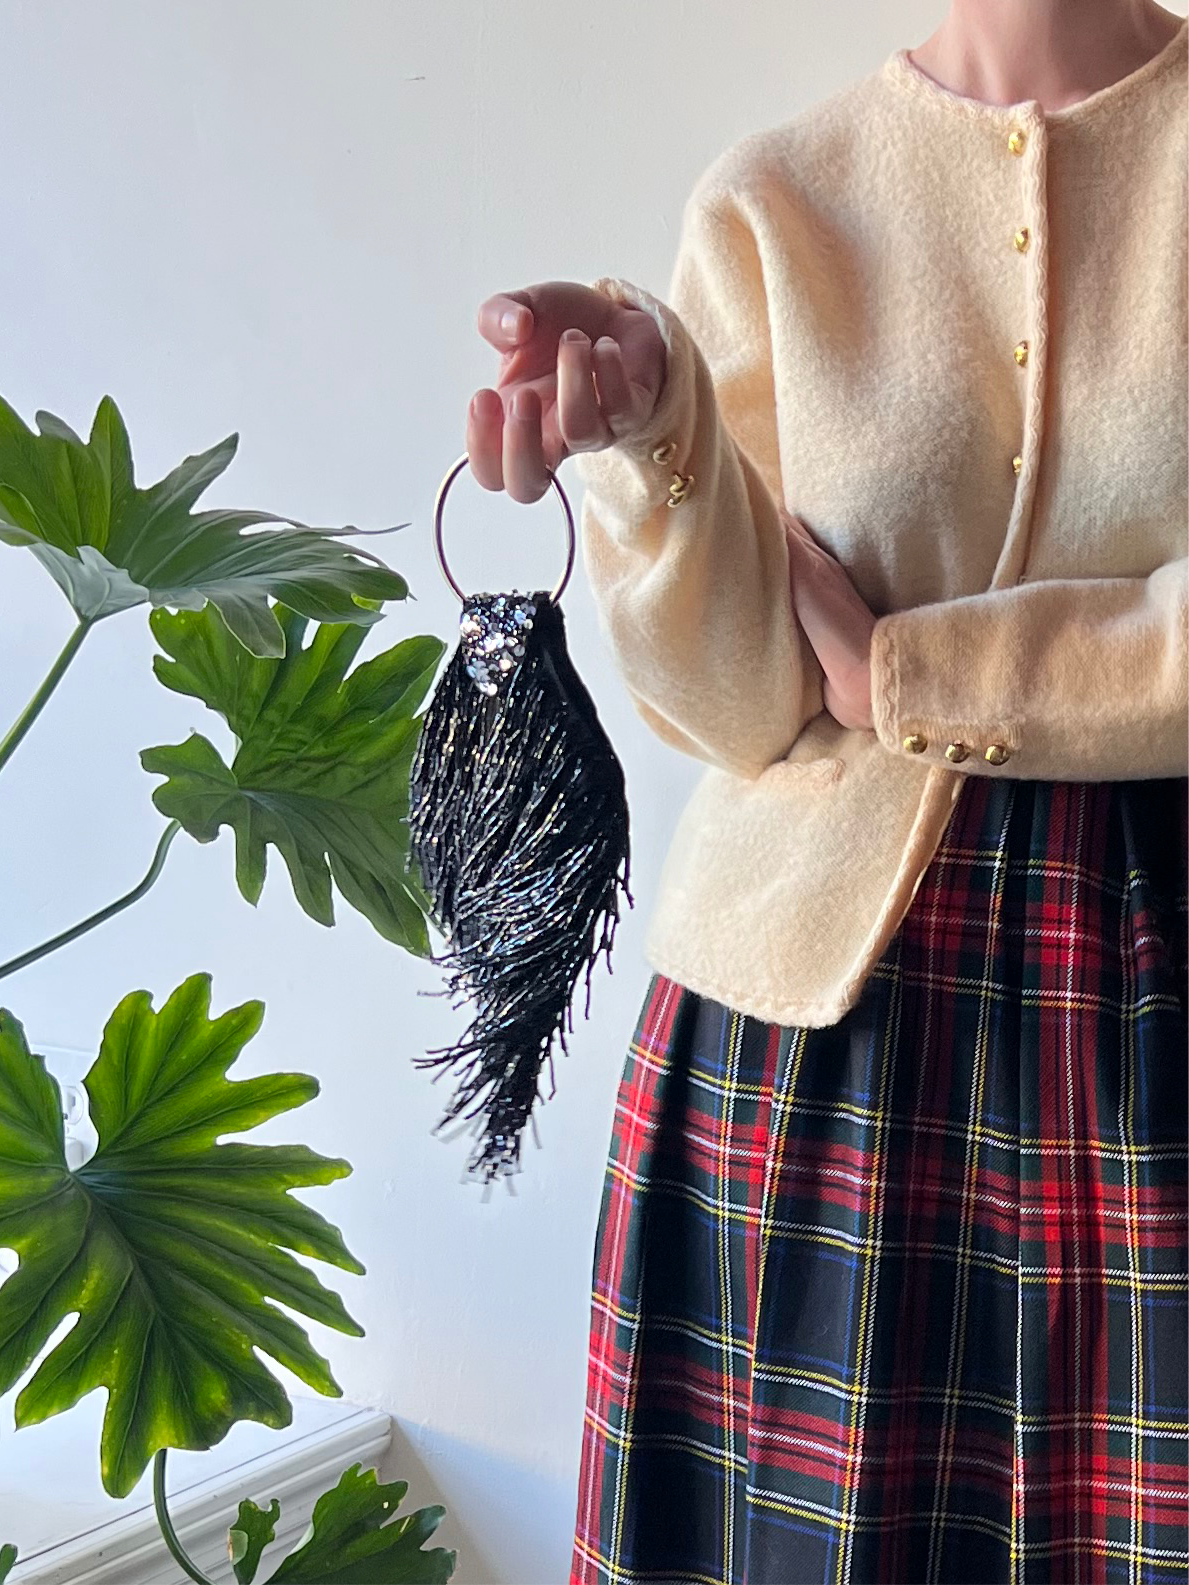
[571, 776, 1188, 1585]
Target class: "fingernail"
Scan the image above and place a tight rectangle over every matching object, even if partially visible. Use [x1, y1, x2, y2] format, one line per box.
[513, 387, 534, 418]
[501, 308, 524, 336]
[561, 328, 588, 344]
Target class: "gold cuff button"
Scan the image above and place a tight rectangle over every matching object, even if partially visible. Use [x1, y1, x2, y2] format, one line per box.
[1013, 340, 1029, 367]
[945, 741, 970, 763]
[651, 440, 678, 465]
[1013, 227, 1031, 253]
[1011, 453, 1023, 476]
[666, 470, 694, 507]
[984, 743, 1012, 766]
[1007, 128, 1027, 155]
[903, 733, 928, 754]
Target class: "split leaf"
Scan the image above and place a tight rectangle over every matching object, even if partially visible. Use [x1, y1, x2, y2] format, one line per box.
[264, 1464, 455, 1583]
[143, 603, 444, 954]
[0, 395, 407, 655]
[0, 974, 364, 1498]
[230, 1497, 282, 1584]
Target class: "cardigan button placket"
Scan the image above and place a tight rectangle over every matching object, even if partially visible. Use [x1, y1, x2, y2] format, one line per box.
[995, 105, 1039, 653]
[1007, 118, 1037, 494]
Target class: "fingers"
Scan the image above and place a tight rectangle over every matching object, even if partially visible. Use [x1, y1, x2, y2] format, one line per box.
[466, 319, 637, 502]
[591, 335, 640, 435]
[781, 507, 820, 549]
[556, 328, 640, 448]
[466, 385, 552, 503]
[784, 513, 841, 590]
[476, 291, 534, 352]
[557, 330, 614, 452]
[467, 388, 506, 492]
[503, 386, 548, 503]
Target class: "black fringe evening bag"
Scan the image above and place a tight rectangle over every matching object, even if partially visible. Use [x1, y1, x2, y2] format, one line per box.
[406, 455, 633, 1185]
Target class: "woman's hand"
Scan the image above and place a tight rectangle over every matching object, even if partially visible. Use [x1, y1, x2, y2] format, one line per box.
[467, 283, 668, 503]
[781, 508, 876, 731]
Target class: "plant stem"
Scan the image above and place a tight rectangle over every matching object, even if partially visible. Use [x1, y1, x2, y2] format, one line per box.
[0, 617, 91, 776]
[153, 1451, 217, 1585]
[0, 820, 181, 982]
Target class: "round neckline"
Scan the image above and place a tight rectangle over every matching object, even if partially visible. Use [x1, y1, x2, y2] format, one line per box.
[882, 15, 1187, 124]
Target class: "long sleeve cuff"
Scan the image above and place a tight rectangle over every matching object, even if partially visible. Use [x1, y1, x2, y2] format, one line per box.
[572, 274, 702, 515]
[871, 561, 1189, 780]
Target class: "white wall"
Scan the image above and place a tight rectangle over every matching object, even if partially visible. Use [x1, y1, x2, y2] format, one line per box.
[11, 2, 1178, 1579]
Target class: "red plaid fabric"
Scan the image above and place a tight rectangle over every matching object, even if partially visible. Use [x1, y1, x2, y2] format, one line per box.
[570, 776, 1188, 1584]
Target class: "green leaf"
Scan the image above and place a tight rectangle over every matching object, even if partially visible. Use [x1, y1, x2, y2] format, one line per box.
[0, 975, 365, 1498]
[0, 395, 408, 654]
[142, 603, 444, 954]
[230, 1497, 282, 1584]
[0, 1544, 16, 1581]
[263, 1464, 455, 1583]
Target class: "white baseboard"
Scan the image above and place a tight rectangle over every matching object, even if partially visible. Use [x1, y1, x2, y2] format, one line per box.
[6, 1400, 392, 1585]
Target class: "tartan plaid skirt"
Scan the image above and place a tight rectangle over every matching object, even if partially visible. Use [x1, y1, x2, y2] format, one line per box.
[570, 774, 1188, 1585]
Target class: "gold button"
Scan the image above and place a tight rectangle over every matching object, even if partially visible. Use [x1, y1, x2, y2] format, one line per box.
[984, 743, 1012, 766]
[1013, 227, 1031, 253]
[1007, 128, 1027, 155]
[666, 470, 694, 507]
[1011, 453, 1023, 476]
[903, 733, 928, 754]
[651, 440, 677, 465]
[944, 741, 970, 763]
[1013, 340, 1029, 367]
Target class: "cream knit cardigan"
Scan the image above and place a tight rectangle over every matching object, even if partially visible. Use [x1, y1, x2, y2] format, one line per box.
[573, 21, 1188, 1027]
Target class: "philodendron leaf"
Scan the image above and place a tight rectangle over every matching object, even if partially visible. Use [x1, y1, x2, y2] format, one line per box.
[230, 1497, 282, 1584]
[0, 975, 365, 1499]
[142, 603, 445, 955]
[0, 395, 408, 655]
[0, 1544, 16, 1581]
[261, 1464, 455, 1584]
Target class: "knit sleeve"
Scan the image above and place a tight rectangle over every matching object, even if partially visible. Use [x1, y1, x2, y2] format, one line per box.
[571, 177, 824, 781]
[869, 558, 1189, 779]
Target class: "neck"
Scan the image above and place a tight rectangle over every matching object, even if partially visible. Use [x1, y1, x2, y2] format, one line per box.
[908, 0, 1185, 112]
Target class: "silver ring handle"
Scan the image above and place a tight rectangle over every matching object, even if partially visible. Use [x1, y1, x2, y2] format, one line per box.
[433, 453, 576, 605]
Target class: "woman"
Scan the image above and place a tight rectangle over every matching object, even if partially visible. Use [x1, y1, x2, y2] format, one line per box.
[467, 2, 1188, 1579]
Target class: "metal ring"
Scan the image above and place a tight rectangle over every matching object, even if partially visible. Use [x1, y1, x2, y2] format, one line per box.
[433, 453, 576, 605]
